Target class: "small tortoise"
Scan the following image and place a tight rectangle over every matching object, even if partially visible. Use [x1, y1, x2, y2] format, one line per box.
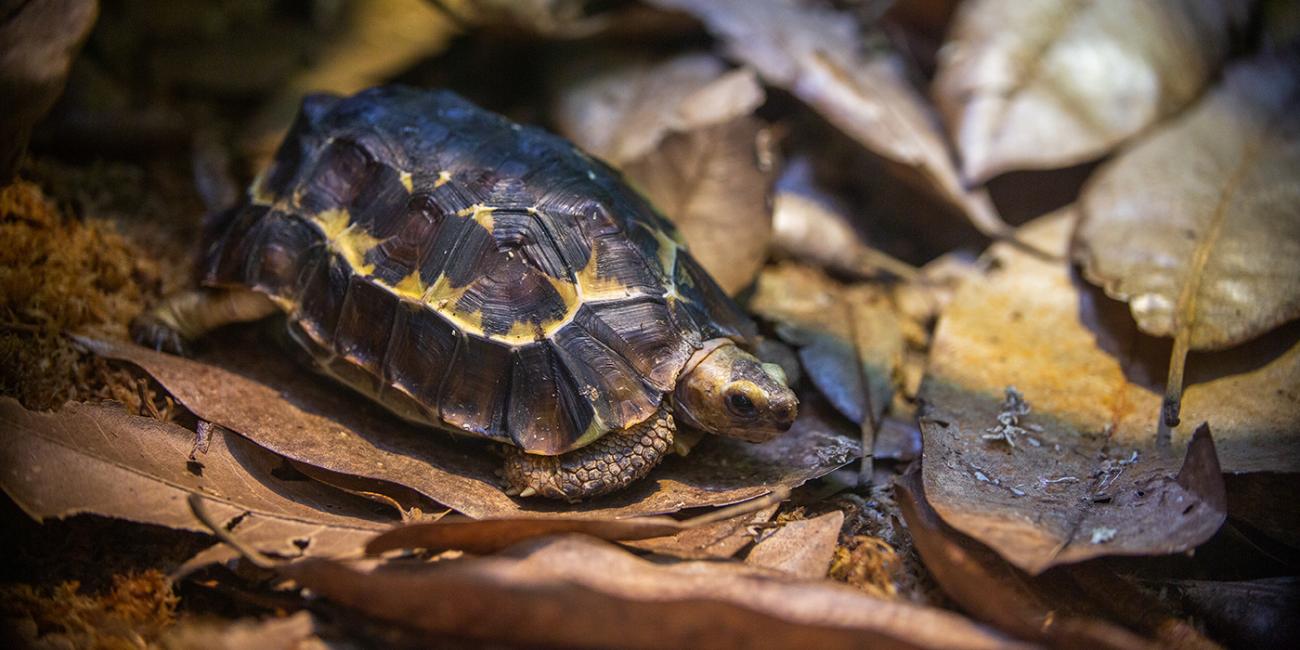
[134, 86, 797, 501]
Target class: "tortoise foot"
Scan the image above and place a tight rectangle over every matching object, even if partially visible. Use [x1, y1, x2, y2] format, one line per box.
[130, 308, 193, 356]
[502, 406, 675, 502]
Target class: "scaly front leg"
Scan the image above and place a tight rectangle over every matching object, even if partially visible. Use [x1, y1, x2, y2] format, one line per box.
[502, 405, 675, 502]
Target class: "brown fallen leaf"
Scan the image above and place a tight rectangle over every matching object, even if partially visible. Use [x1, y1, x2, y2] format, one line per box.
[364, 489, 786, 556]
[745, 510, 845, 579]
[1073, 50, 1300, 441]
[81, 331, 858, 519]
[920, 209, 1257, 574]
[895, 471, 1218, 649]
[648, 0, 1019, 241]
[934, 0, 1250, 183]
[624, 117, 774, 295]
[621, 504, 778, 560]
[196, 516, 1028, 649]
[0, 398, 390, 569]
[551, 52, 765, 166]
[0, 0, 97, 180]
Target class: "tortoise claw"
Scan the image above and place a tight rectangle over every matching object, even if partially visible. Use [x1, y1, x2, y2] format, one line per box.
[130, 311, 192, 357]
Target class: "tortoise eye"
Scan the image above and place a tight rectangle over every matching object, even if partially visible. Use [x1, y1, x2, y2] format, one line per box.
[726, 391, 757, 417]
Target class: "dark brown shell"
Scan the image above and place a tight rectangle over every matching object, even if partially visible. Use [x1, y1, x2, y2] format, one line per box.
[200, 87, 756, 454]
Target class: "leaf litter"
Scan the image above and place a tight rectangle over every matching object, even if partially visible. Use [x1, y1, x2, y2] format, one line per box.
[917, 208, 1276, 574]
[190, 495, 1028, 650]
[81, 331, 859, 519]
[648, 0, 1022, 242]
[0, 397, 393, 574]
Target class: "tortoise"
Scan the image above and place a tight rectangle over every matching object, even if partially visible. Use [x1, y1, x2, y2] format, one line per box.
[132, 86, 798, 501]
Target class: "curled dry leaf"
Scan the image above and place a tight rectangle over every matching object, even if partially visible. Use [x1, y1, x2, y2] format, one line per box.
[935, 0, 1251, 183]
[895, 471, 1218, 648]
[621, 504, 778, 559]
[0, 0, 97, 179]
[648, 0, 1018, 240]
[267, 534, 1028, 649]
[0, 398, 390, 570]
[82, 332, 858, 519]
[745, 510, 845, 579]
[1074, 51, 1300, 437]
[919, 209, 1266, 574]
[751, 262, 903, 435]
[366, 491, 785, 556]
[366, 515, 684, 555]
[552, 52, 764, 166]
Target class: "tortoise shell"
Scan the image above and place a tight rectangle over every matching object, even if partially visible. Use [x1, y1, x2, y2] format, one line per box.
[201, 86, 756, 455]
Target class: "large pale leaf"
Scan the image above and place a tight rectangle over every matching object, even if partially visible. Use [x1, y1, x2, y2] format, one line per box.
[915, 209, 1300, 573]
[0, 398, 389, 566]
[1075, 51, 1300, 436]
[625, 117, 774, 294]
[648, 0, 1018, 240]
[935, 0, 1251, 183]
[271, 534, 1029, 649]
[82, 332, 858, 519]
[551, 52, 764, 166]
[1076, 51, 1300, 350]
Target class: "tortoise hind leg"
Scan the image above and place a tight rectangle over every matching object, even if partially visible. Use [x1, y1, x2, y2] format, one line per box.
[502, 406, 675, 502]
[131, 288, 277, 354]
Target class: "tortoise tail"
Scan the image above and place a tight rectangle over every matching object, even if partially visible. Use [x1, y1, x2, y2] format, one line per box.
[502, 405, 674, 502]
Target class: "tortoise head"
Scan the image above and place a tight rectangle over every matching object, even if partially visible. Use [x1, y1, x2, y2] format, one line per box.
[673, 339, 798, 442]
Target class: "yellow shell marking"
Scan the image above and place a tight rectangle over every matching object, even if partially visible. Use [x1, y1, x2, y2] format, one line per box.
[399, 170, 414, 192]
[314, 208, 378, 275]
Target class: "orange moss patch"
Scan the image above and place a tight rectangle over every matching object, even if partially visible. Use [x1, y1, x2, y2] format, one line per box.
[1, 571, 178, 647]
[0, 180, 167, 412]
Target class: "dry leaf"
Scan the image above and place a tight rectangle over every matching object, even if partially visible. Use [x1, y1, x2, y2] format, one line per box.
[366, 516, 686, 555]
[751, 262, 903, 433]
[552, 52, 764, 166]
[0, 398, 389, 567]
[82, 332, 858, 519]
[0, 0, 97, 179]
[624, 117, 774, 295]
[917, 209, 1267, 574]
[648, 0, 1018, 240]
[934, 0, 1250, 183]
[269, 534, 1028, 649]
[745, 511, 845, 579]
[895, 471, 1218, 648]
[621, 504, 777, 559]
[1074, 51, 1300, 438]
